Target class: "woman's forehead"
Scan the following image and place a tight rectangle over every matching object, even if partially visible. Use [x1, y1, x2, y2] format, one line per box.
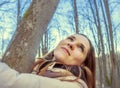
[68, 34, 88, 41]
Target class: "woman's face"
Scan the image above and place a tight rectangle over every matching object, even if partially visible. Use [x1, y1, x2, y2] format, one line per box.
[54, 34, 90, 66]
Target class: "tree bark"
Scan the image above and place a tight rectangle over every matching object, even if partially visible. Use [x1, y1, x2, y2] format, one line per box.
[94, 0, 108, 87]
[73, 0, 79, 33]
[103, 0, 118, 87]
[88, 0, 108, 87]
[2, 0, 59, 73]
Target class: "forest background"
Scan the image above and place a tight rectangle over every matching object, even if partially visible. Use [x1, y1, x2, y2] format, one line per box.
[0, 0, 120, 88]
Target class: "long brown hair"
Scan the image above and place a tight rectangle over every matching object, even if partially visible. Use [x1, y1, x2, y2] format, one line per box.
[80, 34, 96, 88]
[37, 34, 96, 88]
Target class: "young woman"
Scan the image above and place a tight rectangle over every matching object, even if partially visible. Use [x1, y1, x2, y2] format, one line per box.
[32, 34, 96, 88]
[0, 34, 95, 88]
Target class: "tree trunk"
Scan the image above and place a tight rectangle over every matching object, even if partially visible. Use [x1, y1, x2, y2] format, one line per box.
[100, 1, 112, 86]
[94, 0, 108, 86]
[17, 0, 21, 26]
[88, 0, 108, 87]
[73, 0, 79, 33]
[98, 57, 103, 88]
[0, 30, 4, 57]
[2, 0, 59, 73]
[103, 0, 118, 88]
[42, 32, 48, 55]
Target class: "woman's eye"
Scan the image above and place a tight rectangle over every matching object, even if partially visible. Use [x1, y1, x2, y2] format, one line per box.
[67, 37, 74, 41]
[79, 45, 84, 52]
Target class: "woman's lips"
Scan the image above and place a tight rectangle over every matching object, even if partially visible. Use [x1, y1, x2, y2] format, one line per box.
[61, 47, 70, 56]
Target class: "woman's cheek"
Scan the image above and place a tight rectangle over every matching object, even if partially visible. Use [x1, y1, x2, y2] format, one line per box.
[54, 49, 66, 61]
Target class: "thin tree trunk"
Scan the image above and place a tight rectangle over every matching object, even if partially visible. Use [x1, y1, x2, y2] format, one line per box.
[103, 0, 118, 88]
[89, 23, 103, 88]
[38, 46, 41, 57]
[88, 0, 108, 87]
[17, 0, 21, 27]
[98, 57, 103, 88]
[0, 30, 4, 57]
[73, 0, 79, 33]
[100, 0, 111, 53]
[100, 0, 112, 85]
[42, 33, 48, 55]
[94, 0, 108, 87]
[2, 0, 59, 73]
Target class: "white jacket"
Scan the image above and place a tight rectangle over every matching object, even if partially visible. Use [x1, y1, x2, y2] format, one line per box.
[0, 62, 88, 88]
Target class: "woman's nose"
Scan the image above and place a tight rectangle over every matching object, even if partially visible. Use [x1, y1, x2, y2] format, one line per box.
[68, 43, 74, 50]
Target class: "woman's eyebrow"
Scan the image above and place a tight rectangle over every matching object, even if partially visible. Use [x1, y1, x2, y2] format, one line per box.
[70, 36, 76, 40]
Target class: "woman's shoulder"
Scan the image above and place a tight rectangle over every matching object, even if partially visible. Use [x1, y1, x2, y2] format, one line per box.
[55, 75, 88, 88]
[76, 78, 88, 88]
